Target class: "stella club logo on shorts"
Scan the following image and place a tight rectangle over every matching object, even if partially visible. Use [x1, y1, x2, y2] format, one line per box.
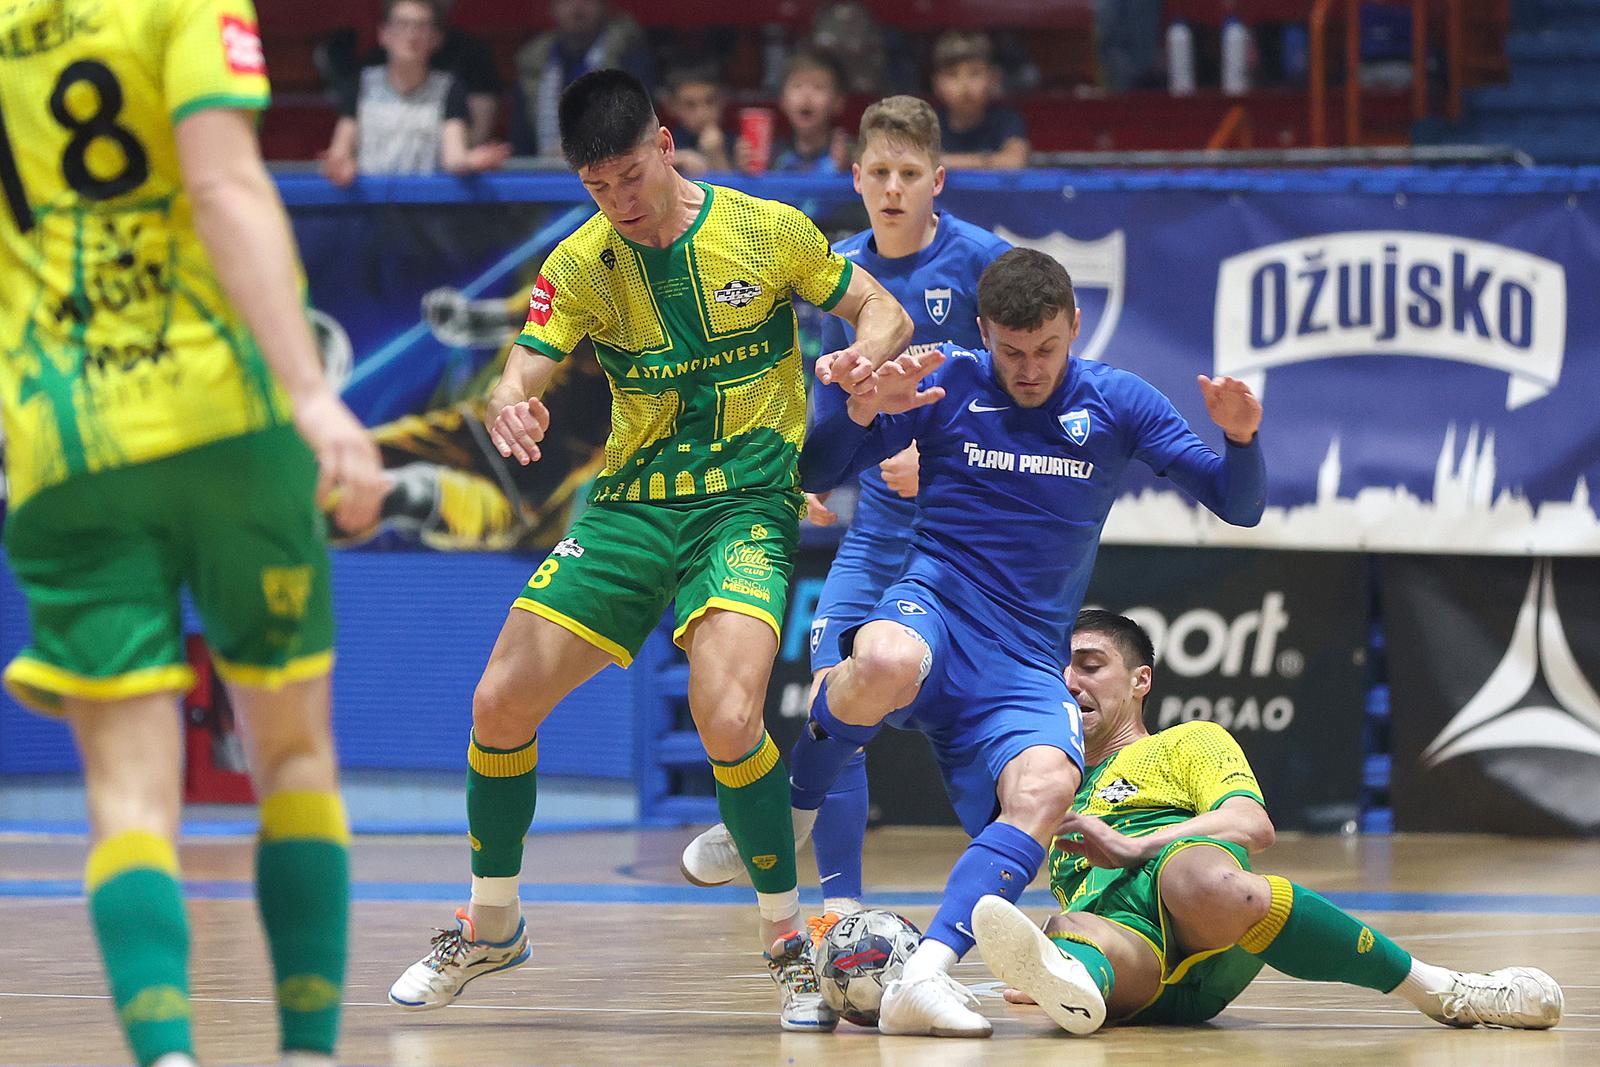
[261, 565, 313, 619]
[725, 526, 771, 580]
[713, 279, 762, 308]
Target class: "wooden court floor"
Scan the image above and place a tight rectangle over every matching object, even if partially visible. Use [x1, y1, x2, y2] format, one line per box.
[4, 827, 1598, 1066]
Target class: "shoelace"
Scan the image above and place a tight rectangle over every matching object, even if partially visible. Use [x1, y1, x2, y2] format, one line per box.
[424, 925, 469, 972]
[931, 970, 981, 1010]
[1441, 975, 1523, 1028]
[768, 938, 822, 996]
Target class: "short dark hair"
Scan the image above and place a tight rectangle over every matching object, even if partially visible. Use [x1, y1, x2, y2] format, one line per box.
[559, 69, 660, 170]
[1075, 609, 1156, 671]
[664, 63, 722, 96]
[977, 248, 1077, 331]
[931, 30, 993, 75]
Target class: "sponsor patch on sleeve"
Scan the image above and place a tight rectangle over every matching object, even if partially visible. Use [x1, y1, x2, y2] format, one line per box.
[220, 15, 267, 76]
[527, 274, 555, 327]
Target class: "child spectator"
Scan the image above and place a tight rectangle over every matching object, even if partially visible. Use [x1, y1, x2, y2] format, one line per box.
[929, 30, 1031, 169]
[749, 47, 850, 174]
[661, 64, 731, 175]
[322, 0, 509, 183]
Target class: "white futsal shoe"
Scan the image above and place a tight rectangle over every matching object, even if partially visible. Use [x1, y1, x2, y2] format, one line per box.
[767, 930, 839, 1031]
[1425, 967, 1564, 1029]
[388, 907, 530, 1010]
[877, 971, 993, 1037]
[971, 894, 1107, 1034]
[679, 808, 817, 886]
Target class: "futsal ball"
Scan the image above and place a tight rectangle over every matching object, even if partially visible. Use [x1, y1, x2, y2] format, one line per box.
[815, 909, 923, 1026]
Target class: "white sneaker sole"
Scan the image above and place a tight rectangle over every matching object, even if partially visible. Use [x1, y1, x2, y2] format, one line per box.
[972, 896, 1105, 1035]
[387, 942, 531, 1011]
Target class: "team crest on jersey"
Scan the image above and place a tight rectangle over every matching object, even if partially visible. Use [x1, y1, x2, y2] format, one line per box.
[810, 617, 829, 654]
[1095, 777, 1139, 803]
[714, 279, 762, 308]
[551, 537, 584, 558]
[896, 600, 927, 616]
[924, 287, 953, 324]
[600, 248, 617, 270]
[1059, 409, 1091, 446]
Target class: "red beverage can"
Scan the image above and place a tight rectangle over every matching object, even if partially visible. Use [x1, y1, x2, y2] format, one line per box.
[738, 107, 774, 175]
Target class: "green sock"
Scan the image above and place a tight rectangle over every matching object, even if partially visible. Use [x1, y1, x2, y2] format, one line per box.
[712, 733, 797, 894]
[1049, 931, 1117, 999]
[256, 791, 350, 1055]
[1240, 876, 1411, 993]
[467, 731, 539, 877]
[86, 831, 193, 1067]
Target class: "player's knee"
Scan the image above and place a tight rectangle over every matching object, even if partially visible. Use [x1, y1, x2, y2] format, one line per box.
[471, 673, 538, 749]
[1163, 863, 1268, 933]
[1042, 913, 1098, 940]
[847, 625, 926, 702]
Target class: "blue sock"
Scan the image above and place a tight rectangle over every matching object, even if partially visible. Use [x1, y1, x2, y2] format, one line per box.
[811, 749, 868, 901]
[788, 679, 879, 810]
[926, 822, 1045, 957]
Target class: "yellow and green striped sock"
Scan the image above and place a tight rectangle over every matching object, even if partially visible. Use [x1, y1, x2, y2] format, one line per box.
[466, 731, 539, 878]
[86, 830, 193, 1067]
[257, 791, 349, 1055]
[1240, 876, 1411, 993]
[711, 733, 797, 895]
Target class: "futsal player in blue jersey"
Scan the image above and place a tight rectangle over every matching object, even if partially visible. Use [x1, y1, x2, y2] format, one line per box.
[793, 247, 1267, 1035]
[679, 97, 1009, 911]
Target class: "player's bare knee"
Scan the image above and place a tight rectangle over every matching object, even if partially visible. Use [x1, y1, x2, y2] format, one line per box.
[1163, 862, 1267, 935]
[846, 624, 926, 704]
[471, 674, 539, 749]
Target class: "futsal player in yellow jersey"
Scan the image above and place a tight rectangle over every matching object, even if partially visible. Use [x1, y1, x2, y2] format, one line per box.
[387, 69, 913, 1029]
[972, 610, 1564, 1035]
[0, 2, 384, 1065]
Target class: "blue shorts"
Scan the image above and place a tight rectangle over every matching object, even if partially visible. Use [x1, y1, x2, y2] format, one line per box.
[843, 577, 1086, 837]
[810, 522, 910, 673]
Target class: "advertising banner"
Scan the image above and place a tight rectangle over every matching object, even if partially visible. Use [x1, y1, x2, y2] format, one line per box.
[1384, 555, 1600, 835]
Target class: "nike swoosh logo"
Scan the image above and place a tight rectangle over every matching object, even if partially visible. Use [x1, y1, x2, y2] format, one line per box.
[955, 921, 974, 939]
[967, 399, 1010, 413]
[819, 872, 842, 883]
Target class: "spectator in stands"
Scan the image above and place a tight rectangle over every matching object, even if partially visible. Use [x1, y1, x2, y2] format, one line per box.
[929, 30, 1031, 170]
[809, 1, 919, 97]
[746, 48, 850, 175]
[511, 0, 655, 158]
[1095, 0, 1163, 93]
[321, 0, 511, 184]
[355, 0, 502, 145]
[661, 64, 731, 175]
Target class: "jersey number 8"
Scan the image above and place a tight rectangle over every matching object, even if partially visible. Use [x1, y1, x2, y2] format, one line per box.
[0, 60, 151, 233]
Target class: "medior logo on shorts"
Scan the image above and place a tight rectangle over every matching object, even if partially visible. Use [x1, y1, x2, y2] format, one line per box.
[1213, 231, 1567, 410]
[527, 274, 555, 326]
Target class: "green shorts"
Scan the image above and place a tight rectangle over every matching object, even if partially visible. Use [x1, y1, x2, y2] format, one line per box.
[3, 425, 333, 714]
[1057, 836, 1266, 1025]
[512, 493, 799, 667]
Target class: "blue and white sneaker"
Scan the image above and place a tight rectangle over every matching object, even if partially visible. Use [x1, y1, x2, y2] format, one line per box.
[388, 908, 530, 1010]
[767, 930, 838, 1032]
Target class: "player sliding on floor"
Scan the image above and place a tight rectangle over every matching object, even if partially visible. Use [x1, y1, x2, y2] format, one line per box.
[973, 610, 1565, 1035]
[686, 247, 1268, 1035]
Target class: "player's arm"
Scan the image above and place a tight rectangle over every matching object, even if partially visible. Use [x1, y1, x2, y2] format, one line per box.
[1056, 796, 1276, 868]
[485, 343, 562, 465]
[175, 108, 384, 532]
[1131, 375, 1265, 527]
[819, 265, 915, 393]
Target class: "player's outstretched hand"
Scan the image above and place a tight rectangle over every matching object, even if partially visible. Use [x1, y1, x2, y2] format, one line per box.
[867, 348, 946, 415]
[880, 443, 920, 498]
[1197, 374, 1262, 445]
[488, 397, 551, 465]
[805, 492, 839, 526]
[1054, 811, 1157, 869]
[293, 389, 386, 533]
[816, 343, 878, 395]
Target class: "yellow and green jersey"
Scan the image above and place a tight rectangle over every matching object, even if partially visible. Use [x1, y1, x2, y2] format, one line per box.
[516, 182, 852, 507]
[1050, 721, 1266, 901]
[0, 0, 289, 509]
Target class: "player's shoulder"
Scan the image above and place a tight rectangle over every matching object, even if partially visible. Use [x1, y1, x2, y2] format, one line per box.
[1074, 359, 1165, 404]
[548, 211, 619, 264]
[705, 182, 805, 224]
[831, 228, 873, 257]
[1156, 719, 1241, 754]
[940, 213, 1012, 259]
[930, 342, 988, 388]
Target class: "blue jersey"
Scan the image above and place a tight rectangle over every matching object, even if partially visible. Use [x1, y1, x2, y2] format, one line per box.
[802, 348, 1267, 661]
[819, 214, 1009, 538]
